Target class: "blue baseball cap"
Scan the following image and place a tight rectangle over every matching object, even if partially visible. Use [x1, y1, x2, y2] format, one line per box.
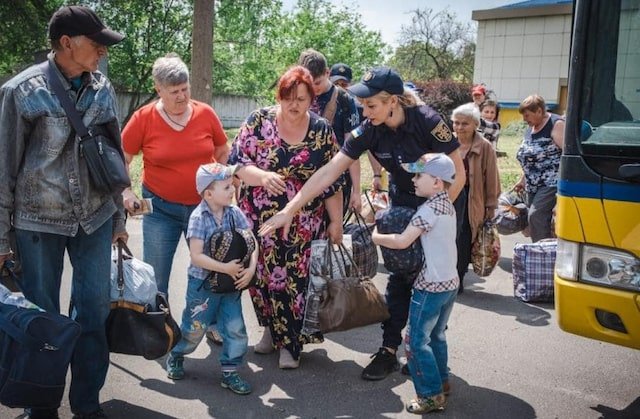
[401, 153, 455, 183]
[348, 66, 404, 98]
[330, 63, 353, 83]
[196, 163, 238, 194]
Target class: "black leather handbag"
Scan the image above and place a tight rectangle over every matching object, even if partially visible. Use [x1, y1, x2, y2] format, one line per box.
[43, 61, 130, 194]
[105, 240, 181, 360]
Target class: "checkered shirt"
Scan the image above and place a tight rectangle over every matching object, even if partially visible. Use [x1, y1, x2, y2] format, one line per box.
[410, 191, 459, 292]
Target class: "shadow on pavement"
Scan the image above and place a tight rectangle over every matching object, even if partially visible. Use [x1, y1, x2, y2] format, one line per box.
[133, 347, 407, 418]
[498, 256, 513, 274]
[445, 376, 536, 419]
[101, 400, 177, 418]
[106, 344, 537, 419]
[455, 287, 552, 327]
[591, 396, 640, 419]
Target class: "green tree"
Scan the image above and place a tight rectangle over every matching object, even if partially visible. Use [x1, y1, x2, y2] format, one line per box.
[0, 0, 61, 76]
[390, 7, 475, 82]
[1, 0, 388, 120]
[82, 0, 193, 121]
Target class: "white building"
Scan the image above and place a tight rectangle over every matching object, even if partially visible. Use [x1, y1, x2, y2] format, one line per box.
[472, 0, 573, 125]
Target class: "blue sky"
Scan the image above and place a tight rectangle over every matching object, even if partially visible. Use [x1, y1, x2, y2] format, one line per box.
[282, 0, 514, 47]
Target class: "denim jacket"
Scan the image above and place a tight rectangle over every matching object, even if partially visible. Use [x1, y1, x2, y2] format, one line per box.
[0, 53, 126, 254]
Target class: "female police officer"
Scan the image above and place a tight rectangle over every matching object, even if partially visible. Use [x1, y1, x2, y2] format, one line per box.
[259, 67, 465, 381]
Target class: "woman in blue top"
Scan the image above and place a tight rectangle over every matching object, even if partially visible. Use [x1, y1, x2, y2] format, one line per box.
[259, 67, 466, 382]
[515, 94, 565, 242]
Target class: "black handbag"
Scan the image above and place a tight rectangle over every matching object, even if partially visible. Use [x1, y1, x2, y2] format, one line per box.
[42, 61, 130, 194]
[105, 240, 181, 360]
[376, 206, 424, 276]
[0, 300, 81, 409]
[201, 218, 256, 293]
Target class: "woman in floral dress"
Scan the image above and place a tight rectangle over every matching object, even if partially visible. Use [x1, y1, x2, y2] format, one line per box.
[231, 66, 344, 369]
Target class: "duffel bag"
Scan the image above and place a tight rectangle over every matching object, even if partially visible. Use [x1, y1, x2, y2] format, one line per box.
[0, 299, 81, 409]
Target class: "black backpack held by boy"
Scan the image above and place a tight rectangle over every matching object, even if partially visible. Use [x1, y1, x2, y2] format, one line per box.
[202, 217, 257, 293]
[376, 206, 424, 276]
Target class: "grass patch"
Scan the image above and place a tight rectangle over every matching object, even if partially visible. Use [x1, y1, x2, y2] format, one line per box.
[128, 129, 524, 196]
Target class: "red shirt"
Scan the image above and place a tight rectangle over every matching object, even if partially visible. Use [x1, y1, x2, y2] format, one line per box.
[122, 100, 227, 205]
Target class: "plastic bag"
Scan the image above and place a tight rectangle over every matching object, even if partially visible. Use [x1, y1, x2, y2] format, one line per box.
[493, 189, 528, 235]
[110, 247, 158, 306]
[360, 190, 389, 224]
[471, 221, 501, 277]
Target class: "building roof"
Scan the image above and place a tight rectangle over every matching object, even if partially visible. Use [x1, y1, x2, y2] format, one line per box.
[501, 0, 572, 9]
[472, 0, 573, 20]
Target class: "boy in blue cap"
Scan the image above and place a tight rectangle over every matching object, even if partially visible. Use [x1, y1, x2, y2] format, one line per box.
[372, 153, 459, 414]
[166, 162, 257, 396]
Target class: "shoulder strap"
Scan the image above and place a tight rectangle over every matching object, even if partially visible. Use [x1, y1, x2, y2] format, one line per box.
[40, 61, 89, 139]
[322, 87, 339, 125]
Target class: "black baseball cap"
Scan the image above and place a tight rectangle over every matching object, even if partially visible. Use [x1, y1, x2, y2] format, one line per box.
[348, 66, 404, 98]
[49, 6, 124, 46]
[330, 63, 353, 83]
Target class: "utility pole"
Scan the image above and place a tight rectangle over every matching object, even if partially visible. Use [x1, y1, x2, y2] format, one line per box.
[191, 0, 214, 104]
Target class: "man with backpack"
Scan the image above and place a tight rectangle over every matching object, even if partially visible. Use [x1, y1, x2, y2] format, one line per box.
[298, 49, 361, 213]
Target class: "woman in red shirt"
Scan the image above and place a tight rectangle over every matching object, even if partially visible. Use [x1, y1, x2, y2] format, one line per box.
[121, 53, 228, 306]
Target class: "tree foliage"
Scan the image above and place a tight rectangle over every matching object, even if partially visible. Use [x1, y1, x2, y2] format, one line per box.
[0, 0, 387, 118]
[389, 7, 475, 83]
[0, 0, 60, 76]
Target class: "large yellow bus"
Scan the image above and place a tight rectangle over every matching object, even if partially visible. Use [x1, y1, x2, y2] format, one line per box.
[555, 0, 640, 349]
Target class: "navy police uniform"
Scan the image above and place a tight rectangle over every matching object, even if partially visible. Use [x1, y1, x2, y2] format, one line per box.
[341, 104, 460, 351]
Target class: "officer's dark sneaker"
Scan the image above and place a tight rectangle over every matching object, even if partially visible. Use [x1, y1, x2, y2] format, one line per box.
[361, 347, 400, 380]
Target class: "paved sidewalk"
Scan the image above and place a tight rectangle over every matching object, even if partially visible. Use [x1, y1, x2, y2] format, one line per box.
[2, 217, 639, 418]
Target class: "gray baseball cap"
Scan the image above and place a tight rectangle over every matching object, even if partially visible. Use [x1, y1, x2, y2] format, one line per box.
[401, 153, 455, 183]
[195, 163, 238, 195]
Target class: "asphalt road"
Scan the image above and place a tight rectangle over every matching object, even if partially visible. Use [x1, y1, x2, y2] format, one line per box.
[2, 217, 639, 418]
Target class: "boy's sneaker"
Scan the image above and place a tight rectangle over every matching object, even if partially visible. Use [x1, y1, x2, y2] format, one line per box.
[221, 371, 251, 395]
[166, 354, 184, 380]
[405, 393, 447, 414]
[361, 347, 400, 380]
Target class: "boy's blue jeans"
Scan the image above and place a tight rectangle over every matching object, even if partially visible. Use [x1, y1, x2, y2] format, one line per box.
[171, 275, 248, 371]
[405, 288, 457, 398]
[141, 185, 196, 296]
[15, 220, 112, 415]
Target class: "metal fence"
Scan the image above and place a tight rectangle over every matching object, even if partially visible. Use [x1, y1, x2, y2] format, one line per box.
[116, 91, 261, 128]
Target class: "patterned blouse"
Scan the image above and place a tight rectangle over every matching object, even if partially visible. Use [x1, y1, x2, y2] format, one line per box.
[516, 113, 563, 194]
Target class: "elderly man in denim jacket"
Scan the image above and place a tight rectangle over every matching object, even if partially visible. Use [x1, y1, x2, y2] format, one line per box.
[0, 6, 127, 419]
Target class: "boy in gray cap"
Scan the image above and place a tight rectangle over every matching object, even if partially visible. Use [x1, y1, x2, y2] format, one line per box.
[166, 163, 257, 396]
[372, 153, 458, 414]
[0, 5, 125, 418]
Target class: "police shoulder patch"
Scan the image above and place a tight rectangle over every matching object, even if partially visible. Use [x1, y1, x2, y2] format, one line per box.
[431, 120, 453, 143]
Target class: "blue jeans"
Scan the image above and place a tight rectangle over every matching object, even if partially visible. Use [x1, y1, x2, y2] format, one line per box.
[171, 275, 248, 371]
[405, 288, 457, 398]
[141, 185, 196, 296]
[381, 188, 466, 351]
[15, 220, 112, 415]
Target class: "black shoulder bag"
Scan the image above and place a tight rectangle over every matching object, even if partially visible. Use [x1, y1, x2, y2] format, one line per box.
[43, 61, 130, 194]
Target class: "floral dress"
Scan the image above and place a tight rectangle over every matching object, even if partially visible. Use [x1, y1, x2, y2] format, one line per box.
[229, 106, 342, 360]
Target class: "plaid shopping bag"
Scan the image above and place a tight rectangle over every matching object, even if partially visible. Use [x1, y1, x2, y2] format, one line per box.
[513, 239, 556, 302]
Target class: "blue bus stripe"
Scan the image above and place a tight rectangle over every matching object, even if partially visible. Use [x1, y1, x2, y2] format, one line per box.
[558, 180, 640, 203]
